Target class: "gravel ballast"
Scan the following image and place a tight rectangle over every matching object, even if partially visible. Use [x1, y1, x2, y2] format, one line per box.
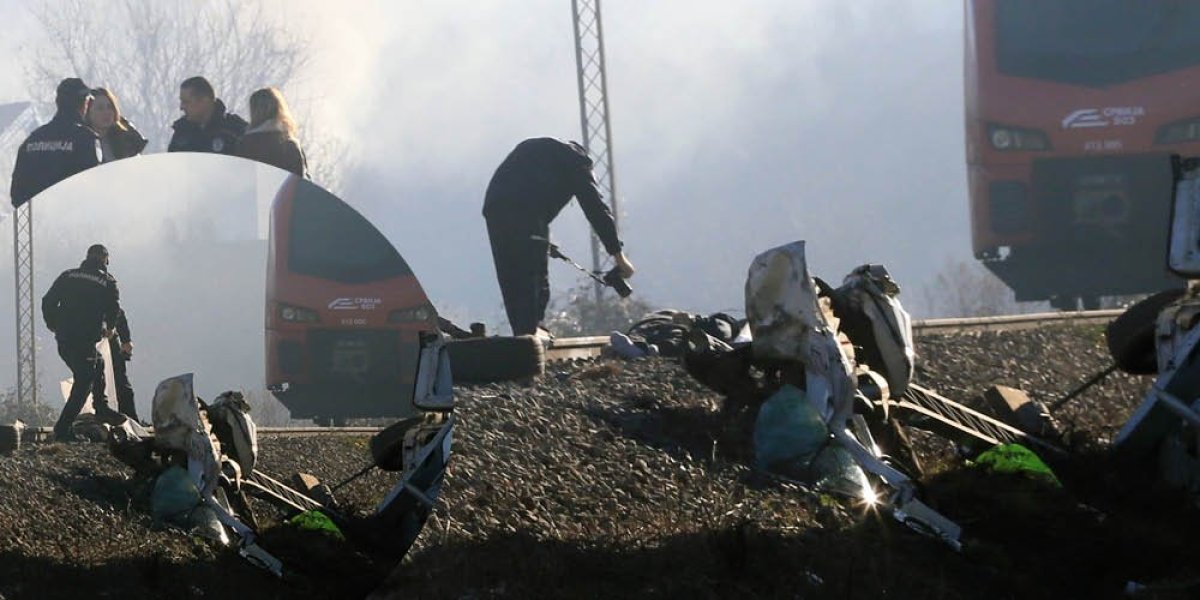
[3, 324, 1198, 599]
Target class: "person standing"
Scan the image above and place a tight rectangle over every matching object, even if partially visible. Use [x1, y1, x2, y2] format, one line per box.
[86, 87, 148, 162]
[235, 87, 307, 177]
[42, 244, 123, 440]
[167, 76, 247, 154]
[9, 78, 101, 208]
[482, 138, 634, 337]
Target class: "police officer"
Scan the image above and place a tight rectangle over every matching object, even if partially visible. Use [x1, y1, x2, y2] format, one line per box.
[9, 78, 101, 208]
[483, 138, 635, 337]
[167, 76, 247, 154]
[42, 244, 123, 440]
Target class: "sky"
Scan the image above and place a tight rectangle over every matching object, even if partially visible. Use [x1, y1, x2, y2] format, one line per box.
[284, 0, 964, 322]
[0, 0, 970, 401]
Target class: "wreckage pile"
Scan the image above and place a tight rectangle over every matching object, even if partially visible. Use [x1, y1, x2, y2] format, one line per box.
[2, 324, 1199, 599]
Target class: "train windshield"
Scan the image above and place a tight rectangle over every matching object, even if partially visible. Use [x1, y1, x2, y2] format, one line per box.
[995, 0, 1200, 86]
[288, 189, 412, 284]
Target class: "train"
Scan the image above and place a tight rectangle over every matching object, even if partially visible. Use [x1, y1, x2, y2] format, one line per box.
[264, 175, 441, 423]
[965, 0, 1200, 308]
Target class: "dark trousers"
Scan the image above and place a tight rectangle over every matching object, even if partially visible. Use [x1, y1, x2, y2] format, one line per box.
[54, 338, 103, 435]
[91, 337, 137, 419]
[486, 218, 549, 336]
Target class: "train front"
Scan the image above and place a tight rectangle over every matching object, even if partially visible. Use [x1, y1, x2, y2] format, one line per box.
[966, 0, 1200, 307]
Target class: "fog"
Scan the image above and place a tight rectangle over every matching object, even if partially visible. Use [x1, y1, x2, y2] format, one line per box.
[0, 1, 968, 398]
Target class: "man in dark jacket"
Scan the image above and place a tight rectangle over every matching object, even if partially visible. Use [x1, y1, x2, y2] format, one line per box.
[9, 78, 101, 208]
[483, 138, 635, 336]
[167, 76, 247, 154]
[42, 244, 123, 440]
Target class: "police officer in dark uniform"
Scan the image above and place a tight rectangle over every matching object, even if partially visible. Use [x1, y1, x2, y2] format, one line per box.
[42, 244, 124, 440]
[167, 76, 247, 154]
[9, 78, 101, 208]
[483, 138, 635, 337]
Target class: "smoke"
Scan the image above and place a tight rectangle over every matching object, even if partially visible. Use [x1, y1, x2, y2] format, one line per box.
[306, 0, 967, 319]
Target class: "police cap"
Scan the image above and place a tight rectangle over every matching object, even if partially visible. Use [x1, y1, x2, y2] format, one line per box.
[56, 78, 93, 102]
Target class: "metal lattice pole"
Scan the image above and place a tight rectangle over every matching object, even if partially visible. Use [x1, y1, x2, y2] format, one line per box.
[13, 203, 36, 411]
[572, 0, 620, 302]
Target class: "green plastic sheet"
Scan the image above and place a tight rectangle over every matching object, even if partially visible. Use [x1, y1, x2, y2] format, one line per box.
[971, 444, 1061, 487]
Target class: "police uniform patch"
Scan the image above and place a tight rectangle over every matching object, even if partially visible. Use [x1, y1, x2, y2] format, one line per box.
[212, 138, 225, 152]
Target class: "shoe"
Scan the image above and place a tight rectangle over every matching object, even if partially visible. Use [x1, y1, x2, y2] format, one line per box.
[94, 405, 129, 426]
[53, 426, 77, 443]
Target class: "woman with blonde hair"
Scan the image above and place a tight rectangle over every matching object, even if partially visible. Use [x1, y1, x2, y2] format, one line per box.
[86, 87, 148, 162]
[235, 87, 307, 177]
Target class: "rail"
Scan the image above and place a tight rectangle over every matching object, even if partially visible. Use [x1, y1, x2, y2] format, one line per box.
[22, 425, 384, 443]
[14, 311, 1122, 442]
[542, 309, 1123, 360]
[912, 309, 1122, 335]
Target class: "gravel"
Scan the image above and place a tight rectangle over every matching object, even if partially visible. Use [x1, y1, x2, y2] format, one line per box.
[3, 323, 1198, 600]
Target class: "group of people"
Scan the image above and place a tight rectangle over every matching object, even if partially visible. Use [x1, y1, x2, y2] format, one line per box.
[10, 75, 307, 208]
[9, 76, 309, 440]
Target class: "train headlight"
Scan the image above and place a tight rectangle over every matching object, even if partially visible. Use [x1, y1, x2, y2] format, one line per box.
[987, 124, 1049, 151]
[991, 129, 1012, 149]
[988, 123, 1046, 151]
[279, 303, 319, 323]
[389, 305, 434, 323]
[1156, 118, 1200, 144]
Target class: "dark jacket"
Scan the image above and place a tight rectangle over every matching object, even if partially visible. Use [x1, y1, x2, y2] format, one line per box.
[42, 259, 121, 344]
[113, 308, 132, 344]
[9, 111, 101, 208]
[99, 118, 148, 162]
[167, 99, 247, 154]
[482, 138, 622, 255]
[235, 122, 307, 177]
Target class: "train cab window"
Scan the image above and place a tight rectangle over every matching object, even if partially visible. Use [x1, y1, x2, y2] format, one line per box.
[995, 0, 1200, 86]
[288, 190, 413, 283]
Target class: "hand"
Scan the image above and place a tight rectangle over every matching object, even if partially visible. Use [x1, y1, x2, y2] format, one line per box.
[613, 252, 635, 278]
[120, 341, 133, 357]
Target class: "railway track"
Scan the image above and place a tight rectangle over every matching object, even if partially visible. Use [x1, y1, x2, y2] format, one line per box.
[541, 309, 1123, 361]
[21, 425, 386, 442]
[16, 310, 1121, 444]
[912, 309, 1122, 335]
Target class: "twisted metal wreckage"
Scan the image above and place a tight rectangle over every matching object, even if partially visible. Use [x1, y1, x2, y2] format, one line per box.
[701, 154, 1200, 550]
[737, 241, 966, 548]
[105, 332, 454, 576]
[1110, 156, 1200, 495]
[23, 154, 1200, 574]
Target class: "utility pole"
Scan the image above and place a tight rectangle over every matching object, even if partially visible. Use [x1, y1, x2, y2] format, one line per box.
[571, 0, 619, 301]
[13, 204, 36, 410]
[1, 102, 39, 414]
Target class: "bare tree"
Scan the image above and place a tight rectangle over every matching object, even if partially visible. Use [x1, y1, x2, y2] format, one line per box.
[918, 257, 1049, 318]
[21, 0, 347, 193]
[543, 277, 658, 336]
